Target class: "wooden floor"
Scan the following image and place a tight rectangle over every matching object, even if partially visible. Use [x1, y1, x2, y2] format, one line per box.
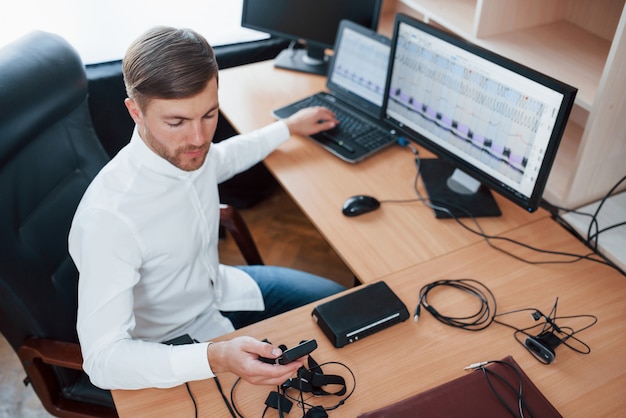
[218, 186, 356, 289]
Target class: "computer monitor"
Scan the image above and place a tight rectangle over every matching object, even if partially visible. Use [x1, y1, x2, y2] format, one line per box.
[241, 0, 382, 75]
[384, 14, 577, 218]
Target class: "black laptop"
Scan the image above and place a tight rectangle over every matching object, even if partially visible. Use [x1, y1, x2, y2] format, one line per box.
[272, 19, 398, 163]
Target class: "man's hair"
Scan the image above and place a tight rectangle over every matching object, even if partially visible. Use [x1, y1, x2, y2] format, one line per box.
[122, 26, 218, 110]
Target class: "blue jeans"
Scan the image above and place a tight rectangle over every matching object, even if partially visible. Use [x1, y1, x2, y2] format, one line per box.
[222, 265, 346, 329]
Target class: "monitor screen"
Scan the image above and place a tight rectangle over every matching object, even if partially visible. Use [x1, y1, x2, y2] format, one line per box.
[328, 21, 390, 110]
[384, 14, 577, 217]
[241, 0, 382, 75]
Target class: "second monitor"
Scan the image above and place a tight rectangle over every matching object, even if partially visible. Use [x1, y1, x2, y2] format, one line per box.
[383, 14, 577, 218]
[241, 0, 383, 75]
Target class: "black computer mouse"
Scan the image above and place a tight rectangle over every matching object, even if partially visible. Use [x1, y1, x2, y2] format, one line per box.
[342, 195, 381, 217]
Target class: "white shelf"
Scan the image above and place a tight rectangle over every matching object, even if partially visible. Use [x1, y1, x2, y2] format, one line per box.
[476, 21, 610, 111]
[544, 120, 584, 203]
[400, 0, 477, 38]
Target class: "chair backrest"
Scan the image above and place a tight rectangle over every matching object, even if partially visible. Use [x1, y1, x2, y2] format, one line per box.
[0, 31, 264, 417]
[0, 30, 109, 365]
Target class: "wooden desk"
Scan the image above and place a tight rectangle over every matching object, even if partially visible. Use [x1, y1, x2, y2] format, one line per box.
[112, 217, 626, 417]
[112, 2, 625, 414]
[217, 60, 550, 283]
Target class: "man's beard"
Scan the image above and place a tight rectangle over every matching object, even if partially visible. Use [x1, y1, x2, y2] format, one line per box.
[142, 125, 210, 172]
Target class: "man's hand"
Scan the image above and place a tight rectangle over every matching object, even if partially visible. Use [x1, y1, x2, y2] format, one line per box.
[207, 336, 305, 385]
[284, 106, 339, 137]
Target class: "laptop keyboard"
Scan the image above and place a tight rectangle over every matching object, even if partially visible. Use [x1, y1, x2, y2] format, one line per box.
[288, 95, 395, 152]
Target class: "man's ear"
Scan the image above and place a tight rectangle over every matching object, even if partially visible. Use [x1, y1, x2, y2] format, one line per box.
[124, 98, 143, 126]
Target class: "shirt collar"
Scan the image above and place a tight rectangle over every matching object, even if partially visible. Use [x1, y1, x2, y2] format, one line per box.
[129, 127, 203, 179]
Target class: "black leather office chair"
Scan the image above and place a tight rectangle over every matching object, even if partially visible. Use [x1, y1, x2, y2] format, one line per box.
[0, 31, 263, 418]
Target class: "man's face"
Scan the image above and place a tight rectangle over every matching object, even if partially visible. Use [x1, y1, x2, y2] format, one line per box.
[125, 78, 219, 171]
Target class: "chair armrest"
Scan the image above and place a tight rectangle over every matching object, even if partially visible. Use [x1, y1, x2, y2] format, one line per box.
[18, 337, 83, 370]
[17, 338, 117, 417]
[219, 204, 264, 266]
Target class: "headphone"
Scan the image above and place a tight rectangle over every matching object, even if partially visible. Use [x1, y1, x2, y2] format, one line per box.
[524, 330, 561, 364]
[495, 301, 597, 365]
[523, 310, 563, 364]
[260, 343, 355, 418]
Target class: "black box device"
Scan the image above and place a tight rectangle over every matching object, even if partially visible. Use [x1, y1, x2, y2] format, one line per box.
[312, 281, 410, 348]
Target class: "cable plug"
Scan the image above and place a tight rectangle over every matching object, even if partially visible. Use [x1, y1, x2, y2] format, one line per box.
[396, 137, 409, 147]
[396, 137, 419, 155]
[413, 304, 421, 322]
[425, 304, 439, 316]
[265, 391, 293, 413]
[464, 361, 489, 371]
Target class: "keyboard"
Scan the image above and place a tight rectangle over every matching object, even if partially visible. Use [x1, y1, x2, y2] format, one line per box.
[291, 95, 395, 152]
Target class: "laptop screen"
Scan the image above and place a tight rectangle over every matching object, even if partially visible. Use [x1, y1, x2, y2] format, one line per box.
[327, 20, 390, 116]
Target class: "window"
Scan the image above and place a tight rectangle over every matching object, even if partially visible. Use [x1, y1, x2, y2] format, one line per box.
[1, 0, 267, 64]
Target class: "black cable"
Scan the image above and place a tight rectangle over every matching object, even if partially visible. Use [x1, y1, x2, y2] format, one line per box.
[550, 213, 623, 273]
[493, 299, 598, 364]
[389, 142, 623, 273]
[296, 373, 307, 417]
[214, 374, 237, 418]
[415, 279, 496, 331]
[586, 175, 626, 252]
[556, 193, 625, 251]
[470, 360, 535, 418]
[415, 156, 613, 268]
[482, 368, 522, 417]
[276, 384, 285, 418]
[229, 377, 246, 418]
[282, 360, 356, 414]
[230, 357, 356, 417]
[261, 405, 270, 417]
[184, 382, 198, 418]
[542, 176, 626, 273]
[378, 138, 423, 206]
[588, 221, 626, 243]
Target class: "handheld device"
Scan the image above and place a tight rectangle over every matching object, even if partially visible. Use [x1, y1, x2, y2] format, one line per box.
[259, 339, 318, 365]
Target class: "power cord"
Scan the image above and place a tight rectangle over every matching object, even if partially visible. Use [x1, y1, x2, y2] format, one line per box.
[415, 278, 496, 331]
[584, 175, 625, 252]
[387, 139, 623, 273]
[465, 360, 535, 418]
[545, 174, 625, 274]
[184, 382, 198, 418]
[214, 374, 237, 417]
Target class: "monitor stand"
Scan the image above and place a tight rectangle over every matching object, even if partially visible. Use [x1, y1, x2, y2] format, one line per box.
[274, 48, 328, 76]
[419, 158, 501, 219]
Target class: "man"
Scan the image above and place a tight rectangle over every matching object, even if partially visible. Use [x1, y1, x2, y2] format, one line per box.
[69, 26, 344, 390]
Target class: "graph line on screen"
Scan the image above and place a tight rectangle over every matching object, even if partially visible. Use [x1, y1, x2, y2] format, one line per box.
[387, 29, 559, 188]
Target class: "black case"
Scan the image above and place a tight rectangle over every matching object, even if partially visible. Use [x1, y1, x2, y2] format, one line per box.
[312, 281, 410, 348]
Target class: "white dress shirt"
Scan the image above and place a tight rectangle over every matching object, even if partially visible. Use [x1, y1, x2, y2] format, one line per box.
[69, 121, 289, 390]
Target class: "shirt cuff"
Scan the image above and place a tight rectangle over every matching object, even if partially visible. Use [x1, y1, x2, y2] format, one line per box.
[170, 342, 215, 381]
[259, 120, 291, 148]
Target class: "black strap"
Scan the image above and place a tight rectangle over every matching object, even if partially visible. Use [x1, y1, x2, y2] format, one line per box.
[282, 356, 347, 397]
[304, 406, 329, 418]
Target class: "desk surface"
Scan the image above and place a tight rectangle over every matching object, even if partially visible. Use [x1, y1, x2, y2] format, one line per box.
[112, 12, 625, 413]
[112, 217, 626, 417]
[217, 60, 550, 283]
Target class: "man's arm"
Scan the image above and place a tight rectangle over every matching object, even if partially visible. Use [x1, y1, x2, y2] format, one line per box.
[212, 106, 338, 184]
[70, 208, 305, 390]
[70, 208, 214, 389]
